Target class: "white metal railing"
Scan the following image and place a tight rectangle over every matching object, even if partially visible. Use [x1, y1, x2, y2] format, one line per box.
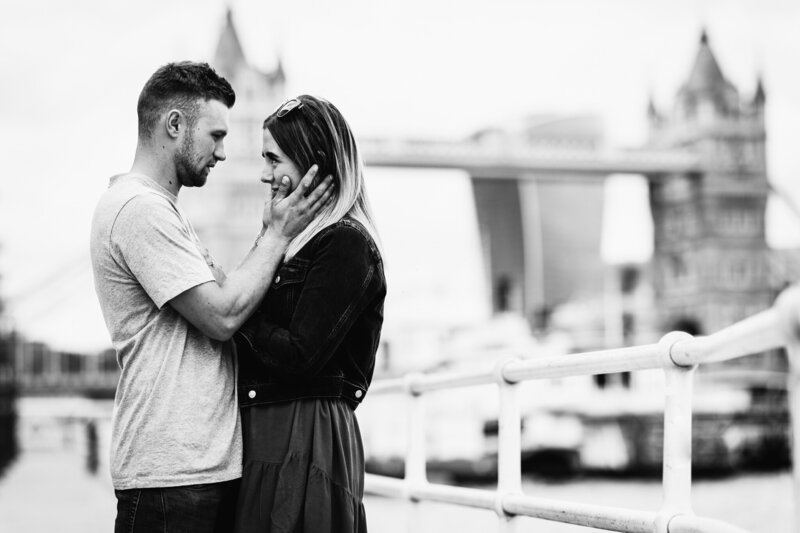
[364, 285, 800, 533]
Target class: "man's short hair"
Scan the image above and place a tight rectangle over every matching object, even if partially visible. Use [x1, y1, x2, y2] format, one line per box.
[137, 61, 235, 141]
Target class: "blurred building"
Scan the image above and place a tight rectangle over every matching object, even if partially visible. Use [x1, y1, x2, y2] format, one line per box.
[469, 114, 608, 332]
[12, 341, 118, 398]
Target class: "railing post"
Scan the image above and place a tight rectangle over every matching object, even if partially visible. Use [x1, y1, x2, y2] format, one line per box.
[658, 332, 696, 533]
[494, 359, 522, 533]
[404, 373, 427, 533]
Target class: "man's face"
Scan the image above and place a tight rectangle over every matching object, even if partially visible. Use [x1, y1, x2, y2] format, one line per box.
[175, 99, 229, 188]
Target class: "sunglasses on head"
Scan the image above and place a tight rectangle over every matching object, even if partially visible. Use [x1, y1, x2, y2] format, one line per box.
[276, 98, 304, 118]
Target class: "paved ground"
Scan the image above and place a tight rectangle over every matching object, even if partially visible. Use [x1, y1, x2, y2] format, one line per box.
[0, 450, 116, 533]
[0, 450, 793, 532]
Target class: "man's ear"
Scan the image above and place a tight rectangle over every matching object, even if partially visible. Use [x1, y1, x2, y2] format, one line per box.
[165, 109, 182, 139]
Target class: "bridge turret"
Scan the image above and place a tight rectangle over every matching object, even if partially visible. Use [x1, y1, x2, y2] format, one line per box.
[646, 30, 778, 385]
[748, 76, 767, 126]
[673, 29, 740, 125]
[213, 8, 248, 82]
[646, 94, 664, 143]
[181, 8, 287, 271]
[753, 76, 766, 107]
[273, 55, 286, 85]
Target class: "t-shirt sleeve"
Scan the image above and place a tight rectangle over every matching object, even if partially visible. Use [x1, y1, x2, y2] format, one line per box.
[111, 193, 216, 309]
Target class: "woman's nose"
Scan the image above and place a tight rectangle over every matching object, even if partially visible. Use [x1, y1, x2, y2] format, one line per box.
[261, 167, 273, 184]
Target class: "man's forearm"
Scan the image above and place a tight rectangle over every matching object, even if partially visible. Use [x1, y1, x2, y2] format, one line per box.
[169, 170, 332, 341]
[216, 229, 289, 332]
[168, 228, 289, 341]
[235, 227, 269, 270]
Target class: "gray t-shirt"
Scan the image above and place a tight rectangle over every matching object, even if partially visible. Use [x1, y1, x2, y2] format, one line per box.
[90, 172, 242, 490]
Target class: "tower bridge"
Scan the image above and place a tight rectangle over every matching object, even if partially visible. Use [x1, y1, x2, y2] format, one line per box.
[0, 15, 787, 420]
[180, 20, 779, 369]
[353, 30, 775, 354]
[359, 137, 702, 177]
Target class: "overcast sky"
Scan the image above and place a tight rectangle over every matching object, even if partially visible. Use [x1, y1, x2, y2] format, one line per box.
[1, 0, 798, 351]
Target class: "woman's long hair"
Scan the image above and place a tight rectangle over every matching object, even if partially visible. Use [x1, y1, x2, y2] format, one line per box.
[264, 95, 381, 259]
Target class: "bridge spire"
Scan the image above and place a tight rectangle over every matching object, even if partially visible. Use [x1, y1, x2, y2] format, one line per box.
[699, 27, 708, 45]
[646, 93, 661, 125]
[753, 75, 766, 106]
[213, 7, 247, 80]
[674, 28, 739, 121]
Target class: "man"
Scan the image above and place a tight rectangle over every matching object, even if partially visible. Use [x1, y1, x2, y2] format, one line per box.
[90, 61, 332, 533]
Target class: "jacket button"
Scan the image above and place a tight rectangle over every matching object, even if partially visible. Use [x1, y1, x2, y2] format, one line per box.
[275, 275, 281, 283]
[248, 390, 256, 399]
[354, 390, 363, 399]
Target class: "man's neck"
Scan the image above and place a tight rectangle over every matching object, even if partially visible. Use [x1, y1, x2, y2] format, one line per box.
[131, 144, 181, 197]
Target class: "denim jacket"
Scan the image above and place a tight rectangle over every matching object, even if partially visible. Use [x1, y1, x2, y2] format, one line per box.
[235, 218, 386, 410]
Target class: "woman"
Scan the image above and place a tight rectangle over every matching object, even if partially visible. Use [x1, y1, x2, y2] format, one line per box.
[233, 95, 386, 533]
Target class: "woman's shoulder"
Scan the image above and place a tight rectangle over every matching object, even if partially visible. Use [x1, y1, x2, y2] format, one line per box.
[313, 218, 382, 261]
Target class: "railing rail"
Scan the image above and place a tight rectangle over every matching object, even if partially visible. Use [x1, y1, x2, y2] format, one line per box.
[364, 285, 800, 532]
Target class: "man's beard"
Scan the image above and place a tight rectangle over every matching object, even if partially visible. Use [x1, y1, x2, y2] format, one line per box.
[175, 130, 207, 188]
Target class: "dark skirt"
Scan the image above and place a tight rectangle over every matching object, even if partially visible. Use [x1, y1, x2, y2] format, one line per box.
[233, 399, 367, 533]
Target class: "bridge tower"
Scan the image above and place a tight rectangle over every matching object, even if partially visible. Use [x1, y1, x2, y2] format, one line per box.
[646, 31, 776, 373]
[213, 8, 285, 161]
[181, 9, 287, 269]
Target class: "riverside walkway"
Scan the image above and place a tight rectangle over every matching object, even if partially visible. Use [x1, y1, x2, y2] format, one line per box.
[0, 449, 793, 533]
[0, 450, 115, 532]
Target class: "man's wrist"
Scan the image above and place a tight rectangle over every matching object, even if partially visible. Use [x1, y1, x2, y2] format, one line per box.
[254, 227, 267, 247]
[257, 227, 290, 251]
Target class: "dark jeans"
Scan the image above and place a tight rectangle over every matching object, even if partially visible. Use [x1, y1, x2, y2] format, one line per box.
[114, 479, 240, 533]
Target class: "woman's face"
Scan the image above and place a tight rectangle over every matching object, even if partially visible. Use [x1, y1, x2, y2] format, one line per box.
[261, 128, 303, 193]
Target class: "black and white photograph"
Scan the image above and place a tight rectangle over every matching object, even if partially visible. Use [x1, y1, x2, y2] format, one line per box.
[1, 1, 799, 532]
